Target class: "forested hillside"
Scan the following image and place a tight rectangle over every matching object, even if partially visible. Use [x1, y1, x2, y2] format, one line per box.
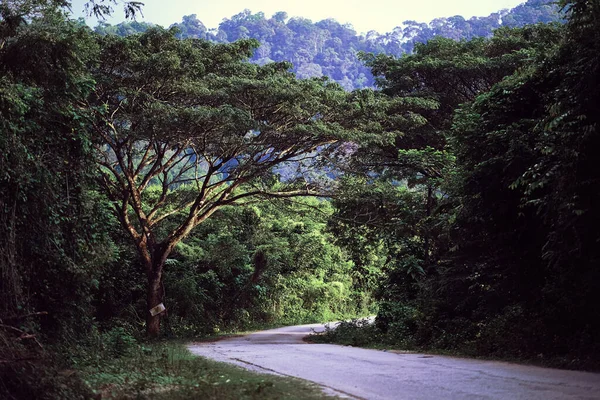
[1, 0, 599, 398]
[95, 0, 562, 89]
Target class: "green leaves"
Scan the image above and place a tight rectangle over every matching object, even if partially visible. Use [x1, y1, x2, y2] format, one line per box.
[0, 5, 115, 341]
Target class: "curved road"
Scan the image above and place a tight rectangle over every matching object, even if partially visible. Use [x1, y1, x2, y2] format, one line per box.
[188, 323, 600, 399]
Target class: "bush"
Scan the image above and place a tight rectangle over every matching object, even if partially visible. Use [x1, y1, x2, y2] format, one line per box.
[0, 332, 94, 400]
[103, 326, 137, 358]
[310, 319, 380, 347]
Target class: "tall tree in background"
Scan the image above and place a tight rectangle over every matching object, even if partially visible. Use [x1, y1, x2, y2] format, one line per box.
[90, 28, 353, 336]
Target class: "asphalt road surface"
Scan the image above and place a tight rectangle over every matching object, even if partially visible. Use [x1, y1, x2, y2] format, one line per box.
[187, 323, 600, 399]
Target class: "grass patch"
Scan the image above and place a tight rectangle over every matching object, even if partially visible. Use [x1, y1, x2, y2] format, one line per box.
[81, 340, 336, 399]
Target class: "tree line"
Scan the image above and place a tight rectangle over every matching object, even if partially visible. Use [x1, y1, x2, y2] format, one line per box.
[95, 0, 562, 90]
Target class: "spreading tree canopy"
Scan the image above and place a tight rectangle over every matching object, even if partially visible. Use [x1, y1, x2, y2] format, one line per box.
[89, 28, 355, 335]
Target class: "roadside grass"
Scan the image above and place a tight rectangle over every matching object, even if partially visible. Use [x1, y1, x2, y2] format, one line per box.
[81, 341, 336, 399]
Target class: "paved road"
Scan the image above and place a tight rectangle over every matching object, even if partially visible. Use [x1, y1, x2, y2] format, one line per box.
[187, 323, 600, 400]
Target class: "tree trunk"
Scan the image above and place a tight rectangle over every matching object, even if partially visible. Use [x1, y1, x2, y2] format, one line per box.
[146, 264, 164, 337]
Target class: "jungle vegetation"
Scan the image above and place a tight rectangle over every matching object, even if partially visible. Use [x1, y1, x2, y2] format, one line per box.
[1, 0, 599, 398]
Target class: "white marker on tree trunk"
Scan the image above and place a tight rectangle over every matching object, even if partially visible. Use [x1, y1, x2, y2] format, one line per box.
[150, 303, 165, 316]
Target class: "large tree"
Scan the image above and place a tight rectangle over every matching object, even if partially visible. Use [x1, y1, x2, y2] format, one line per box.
[89, 28, 353, 336]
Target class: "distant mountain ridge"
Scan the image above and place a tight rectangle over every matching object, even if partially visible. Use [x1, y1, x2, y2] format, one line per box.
[94, 0, 562, 89]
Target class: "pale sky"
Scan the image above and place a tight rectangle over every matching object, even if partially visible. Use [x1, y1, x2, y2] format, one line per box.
[69, 0, 526, 34]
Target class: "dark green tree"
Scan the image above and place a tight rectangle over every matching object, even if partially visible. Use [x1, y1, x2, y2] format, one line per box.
[446, 0, 600, 361]
[330, 23, 567, 351]
[0, 0, 106, 334]
[0, 4, 117, 397]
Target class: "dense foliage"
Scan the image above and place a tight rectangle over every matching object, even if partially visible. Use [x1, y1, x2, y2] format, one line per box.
[95, 197, 370, 337]
[1, 0, 599, 398]
[317, 0, 600, 369]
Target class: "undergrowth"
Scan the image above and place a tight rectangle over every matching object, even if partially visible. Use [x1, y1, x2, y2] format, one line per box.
[307, 319, 383, 348]
[81, 340, 335, 399]
[307, 319, 600, 371]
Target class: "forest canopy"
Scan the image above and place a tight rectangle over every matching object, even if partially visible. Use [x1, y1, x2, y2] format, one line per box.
[93, 0, 563, 89]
